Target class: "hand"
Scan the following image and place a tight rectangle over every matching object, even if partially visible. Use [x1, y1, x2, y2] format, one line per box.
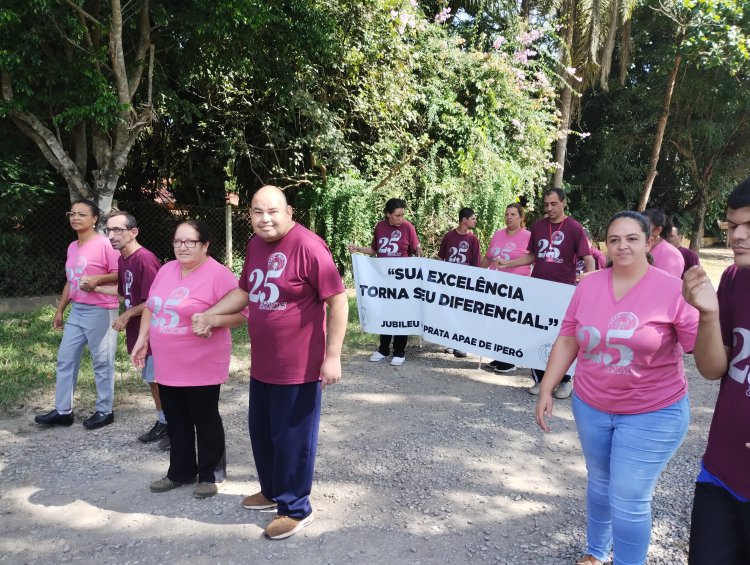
[535, 393, 555, 432]
[131, 336, 149, 369]
[53, 311, 64, 330]
[320, 355, 342, 389]
[112, 313, 128, 332]
[347, 243, 357, 253]
[191, 313, 213, 338]
[494, 258, 507, 269]
[79, 276, 95, 292]
[682, 266, 719, 314]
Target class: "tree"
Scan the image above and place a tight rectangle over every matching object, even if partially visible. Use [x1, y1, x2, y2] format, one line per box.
[0, 0, 155, 218]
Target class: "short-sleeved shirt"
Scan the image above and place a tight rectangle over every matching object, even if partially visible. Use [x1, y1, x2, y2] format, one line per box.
[372, 219, 420, 257]
[678, 246, 700, 276]
[485, 228, 532, 276]
[147, 257, 240, 387]
[438, 229, 481, 267]
[650, 240, 684, 279]
[239, 223, 346, 385]
[560, 267, 698, 414]
[118, 247, 161, 353]
[701, 265, 750, 498]
[65, 235, 120, 309]
[528, 216, 591, 285]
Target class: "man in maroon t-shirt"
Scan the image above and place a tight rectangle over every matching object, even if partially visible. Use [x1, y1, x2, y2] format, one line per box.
[438, 207, 481, 358]
[496, 188, 593, 398]
[95, 211, 165, 446]
[194, 185, 348, 541]
[667, 224, 700, 277]
[683, 175, 750, 563]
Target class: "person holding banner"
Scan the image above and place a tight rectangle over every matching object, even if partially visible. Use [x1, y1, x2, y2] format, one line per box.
[495, 188, 594, 397]
[535, 210, 698, 565]
[481, 202, 531, 373]
[349, 198, 422, 366]
[438, 207, 481, 358]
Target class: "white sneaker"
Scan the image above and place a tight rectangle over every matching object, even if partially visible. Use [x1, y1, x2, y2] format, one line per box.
[369, 351, 387, 362]
[390, 356, 405, 366]
[554, 381, 574, 399]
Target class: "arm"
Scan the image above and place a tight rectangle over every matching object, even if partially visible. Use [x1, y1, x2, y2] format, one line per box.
[112, 302, 146, 332]
[191, 287, 248, 337]
[480, 255, 492, 269]
[53, 283, 71, 330]
[582, 255, 595, 273]
[413, 244, 423, 257]
[93, 284, 120, 296]
[131, 308, 152, 369]
[320, 291, 349, 388]
[497, 251, 535, 269]
[535, 335, 579, 432]
[347, 244, 376, 256]
[79, 272, 118, 292]
[682, 266, 728, 380]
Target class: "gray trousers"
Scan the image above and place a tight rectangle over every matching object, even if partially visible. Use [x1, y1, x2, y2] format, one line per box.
[55, 303, 118, 414]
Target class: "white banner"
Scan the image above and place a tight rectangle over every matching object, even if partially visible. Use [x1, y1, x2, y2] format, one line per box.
[351, 255, 576, 371]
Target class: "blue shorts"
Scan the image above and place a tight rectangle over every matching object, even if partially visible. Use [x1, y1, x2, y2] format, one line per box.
[141, 355, 155, 383]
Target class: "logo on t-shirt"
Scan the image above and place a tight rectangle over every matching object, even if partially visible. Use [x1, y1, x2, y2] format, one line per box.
[66, 255, 88, 293]
[728, 327, 750, 387]
[247, 252, 288, 311]
[579, 312, 638, 374]
[551, 231, 565, 246]
[124, 269, 134, 309]
[378, 230, 403, 256]
[149, 287, 189, 334]
[448, 240, 470, 263]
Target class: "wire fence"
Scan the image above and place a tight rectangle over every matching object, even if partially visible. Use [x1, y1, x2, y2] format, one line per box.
[0, 197, 256, 298]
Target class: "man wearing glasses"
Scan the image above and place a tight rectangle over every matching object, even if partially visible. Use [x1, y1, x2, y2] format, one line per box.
[95, 211, 166, 448]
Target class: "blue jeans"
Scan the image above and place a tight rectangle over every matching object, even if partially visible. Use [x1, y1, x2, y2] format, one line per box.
[572, 393, 689, 565]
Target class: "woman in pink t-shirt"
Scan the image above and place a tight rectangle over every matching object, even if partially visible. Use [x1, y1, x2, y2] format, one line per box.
[348, 198, 422, 366]
[643, 209, 684, 278]
[35, 199, 120, 430]
[132, 220, 246, 498]
[535, 211, 698, 565]
[481, 203, 531, 373]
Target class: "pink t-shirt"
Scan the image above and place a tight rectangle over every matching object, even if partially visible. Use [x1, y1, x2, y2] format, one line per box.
[485, 228, 532, 276]
[372, 219, 420, 257]
[65, 235, 120, 309]
[147, 257, 241, 387]
[438, 229, 481, 267]
[239, 223, 346, 385]
[560, 267, 698, 414]
[650, 240, 684, 279]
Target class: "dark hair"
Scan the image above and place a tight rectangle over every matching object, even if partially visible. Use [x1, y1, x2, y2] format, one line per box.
[642, 208, 673, 236]
[72, 198, 100, 219]
[107, 210, 137, 230]
[543, 188, 566, 202]
[505, 202, 525, 219]
[178, 220, 211, 244]
[384, 198, 407, 215]
[458, 207, 475, 222]
[728, 175, 750, 210]
[605, 210, 654, 265]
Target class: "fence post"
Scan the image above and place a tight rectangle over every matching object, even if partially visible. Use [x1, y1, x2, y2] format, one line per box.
[225, 202, 233, 270]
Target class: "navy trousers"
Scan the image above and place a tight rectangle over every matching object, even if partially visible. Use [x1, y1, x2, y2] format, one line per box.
[248, 378, 321, 519]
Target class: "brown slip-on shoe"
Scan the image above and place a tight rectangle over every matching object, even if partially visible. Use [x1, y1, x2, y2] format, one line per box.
[241, 491, 277, 510]
[263, 514, 314, 540]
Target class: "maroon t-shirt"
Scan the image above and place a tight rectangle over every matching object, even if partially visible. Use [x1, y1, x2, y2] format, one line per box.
[239, 223, 345, 385]
[438, 229, 481, 267]
[702, 265, 750, 498]
[117, 247, 161, 353]
[372, 219, 420, 257]
[576, 247, 607, 277]
[528, 216, 591, 285]
[678, 246, 700, 276]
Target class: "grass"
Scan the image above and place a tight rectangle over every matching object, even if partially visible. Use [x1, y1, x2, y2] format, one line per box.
[0, 297, 371, 411]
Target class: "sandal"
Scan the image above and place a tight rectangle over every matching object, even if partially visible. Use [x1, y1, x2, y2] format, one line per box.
[575, 556, 604, 565]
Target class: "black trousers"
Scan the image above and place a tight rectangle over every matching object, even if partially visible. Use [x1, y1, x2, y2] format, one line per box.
[531, 368, 571, 383]
[379, 334, 408, 357]
[158, 383, 226, 484]
[689, 481, 750, 564]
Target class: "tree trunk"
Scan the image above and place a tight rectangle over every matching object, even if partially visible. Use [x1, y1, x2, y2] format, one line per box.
[553, 86, 574, 188]
[637, 54, 681, 211]
[689, 195, 707, 252]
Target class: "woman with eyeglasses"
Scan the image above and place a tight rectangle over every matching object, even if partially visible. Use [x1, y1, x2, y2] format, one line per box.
[131, 220, 247, 499]
[35, 199, 120, 430]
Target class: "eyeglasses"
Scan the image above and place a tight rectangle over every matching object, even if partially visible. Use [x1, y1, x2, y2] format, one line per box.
[173, 239, 200, 248]
[104, 227, 130, 235]
[66, 212, 90, 219]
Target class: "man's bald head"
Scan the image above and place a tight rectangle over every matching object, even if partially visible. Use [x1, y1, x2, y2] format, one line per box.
[251, 185, 294, 242]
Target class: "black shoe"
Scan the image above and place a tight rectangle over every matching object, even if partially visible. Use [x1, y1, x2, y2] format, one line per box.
[488, 360, 500, 368]
[453, 350, 468, 358]
[82, 411, 114, 430]
[493, 362, 517, 374]
[157, 435, 171, 451]
[138, 421, 168, 443]
[34, 409, 74, 427]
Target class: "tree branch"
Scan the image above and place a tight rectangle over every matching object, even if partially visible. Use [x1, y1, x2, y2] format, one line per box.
[128, 0, 151, 100]
[61, 0, 103, 27]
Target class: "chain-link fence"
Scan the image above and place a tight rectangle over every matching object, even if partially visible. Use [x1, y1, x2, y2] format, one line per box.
[0, 197, 255, 298]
